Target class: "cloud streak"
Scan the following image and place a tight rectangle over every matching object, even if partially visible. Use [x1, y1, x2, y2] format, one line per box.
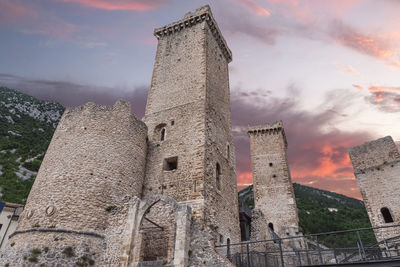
[61, 0, 167, 11]
[0, 74, 381, 199]
[330, 20, 400, 67]
[236, 0, 271, 17]
[0, 74, 148, 118]
[364, 86, 400, 112]
[0, 0, 78, 40]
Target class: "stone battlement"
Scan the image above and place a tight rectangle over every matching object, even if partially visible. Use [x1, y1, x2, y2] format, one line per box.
[247, 121, 287, 148]
[348, 136, 400, 172]
[154, 5, 232, 62]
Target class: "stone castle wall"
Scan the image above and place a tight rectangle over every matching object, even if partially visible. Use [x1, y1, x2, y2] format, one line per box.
[248, 122, 300, 239]
[0, 101, 148, 265]
[142, 17, 208, 219]
[143, 5, 240, 247]
[349, 136, 400, 242]
[203, 17, 240, 245]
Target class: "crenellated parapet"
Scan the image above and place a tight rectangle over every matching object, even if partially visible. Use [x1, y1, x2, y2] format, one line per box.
[247, 121, 288, 148]
[154, 5, 232, 63]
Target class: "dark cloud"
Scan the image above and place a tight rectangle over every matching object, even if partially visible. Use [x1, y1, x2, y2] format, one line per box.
[0, 73, 148, 118]
[0, 73, 377, 198]
[231, 86, 374, 198]
[366, 91, 400, 113]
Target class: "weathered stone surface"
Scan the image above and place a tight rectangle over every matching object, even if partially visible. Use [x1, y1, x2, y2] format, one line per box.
[143, 4, 240, 249]
[0, 100, 148, 265]
[349, 136, 400, 242]
[248, 122, 302, 245]
[1, 5, 241, 267]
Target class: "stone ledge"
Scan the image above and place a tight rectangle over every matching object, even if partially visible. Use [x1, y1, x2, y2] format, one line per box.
[10, 227, 105, 239]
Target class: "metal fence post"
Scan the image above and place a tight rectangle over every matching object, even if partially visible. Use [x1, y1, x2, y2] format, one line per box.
[296, 251, 302, 266]
[278, 239, 285, 267]
[356, 231, 366, 260]
[264, 252, 269, 267]
[332, 248, 337, 264]
[246, 243, 251, 267]
[316, 236, 323, 264]
[384, 240, 391, 258]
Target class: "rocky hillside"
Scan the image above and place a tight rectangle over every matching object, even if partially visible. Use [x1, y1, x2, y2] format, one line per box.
[239, 183, 376, 248]
[0, 86, 64, 204]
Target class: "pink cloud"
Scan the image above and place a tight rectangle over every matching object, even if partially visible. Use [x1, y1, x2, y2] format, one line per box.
[0, 0, 38, 25]
[330, 20, 400, 67]
[61, 0, 167, 11]
[0, 0, 78, 40]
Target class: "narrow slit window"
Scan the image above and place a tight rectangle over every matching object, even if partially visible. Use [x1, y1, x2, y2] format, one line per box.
[227, 238, 231, 258]
[216, 163, 221, 190]
[163, 157, 178, 171]
[160, 128, 166, 141]
[381, 207, 394, 223]
[227, 145, 230, 160]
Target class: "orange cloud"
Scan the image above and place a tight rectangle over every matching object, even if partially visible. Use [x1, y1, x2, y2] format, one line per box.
[237, 0, 271, 17]
[365, 86, 400, 104]
[237, 171, 253, 185]
[369, 86, 400, 93]
[353, 84, 363, 91]
[61, 0, 166, 11]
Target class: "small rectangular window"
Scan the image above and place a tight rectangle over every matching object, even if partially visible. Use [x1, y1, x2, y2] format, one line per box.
[163, 157, 178, 171]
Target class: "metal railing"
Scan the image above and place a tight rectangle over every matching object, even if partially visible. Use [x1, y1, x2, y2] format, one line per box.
[215, 224, 400, 267]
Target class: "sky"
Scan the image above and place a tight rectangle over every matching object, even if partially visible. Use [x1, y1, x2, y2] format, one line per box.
[1, 0, 400, 199]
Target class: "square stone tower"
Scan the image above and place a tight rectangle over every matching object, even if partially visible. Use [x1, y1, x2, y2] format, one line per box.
[348, 136, 400, 242]
[248, 121, 301, 240]
[142, 5, 240, 245]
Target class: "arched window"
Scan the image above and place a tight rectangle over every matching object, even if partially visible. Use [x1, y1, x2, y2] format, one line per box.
[154, 123, 167, 141]
[381, 207, 394, 223]
[216, 163, 221, 190]
[160, 128, 166, 141]
[268, 223, 274, 232]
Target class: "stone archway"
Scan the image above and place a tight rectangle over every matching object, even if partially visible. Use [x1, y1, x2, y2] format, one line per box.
[119, 195, 192, 267]
[138, 199, 176, 262]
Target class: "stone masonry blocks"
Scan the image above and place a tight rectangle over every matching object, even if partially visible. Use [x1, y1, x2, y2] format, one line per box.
[349, 136, 400, 242]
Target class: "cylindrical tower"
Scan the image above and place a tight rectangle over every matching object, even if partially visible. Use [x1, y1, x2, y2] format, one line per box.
[0, 100, 147, 266]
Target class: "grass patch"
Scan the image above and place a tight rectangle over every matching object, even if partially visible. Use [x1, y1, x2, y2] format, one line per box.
[63, 246, 74, 257]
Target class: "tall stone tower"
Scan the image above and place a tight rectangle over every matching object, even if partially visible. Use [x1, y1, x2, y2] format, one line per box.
[248, 121, 301, 240]
[142, 5, 240, 244]
[0, 101, 148, 265]
[348, 136, 400, 242]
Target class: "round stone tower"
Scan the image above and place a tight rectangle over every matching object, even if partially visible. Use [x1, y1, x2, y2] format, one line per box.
[0, 100, 147, 266]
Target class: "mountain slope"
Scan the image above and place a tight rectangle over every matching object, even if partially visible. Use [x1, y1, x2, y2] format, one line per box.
[239, 183, 376, 247]
[0, 86, 64, 204]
